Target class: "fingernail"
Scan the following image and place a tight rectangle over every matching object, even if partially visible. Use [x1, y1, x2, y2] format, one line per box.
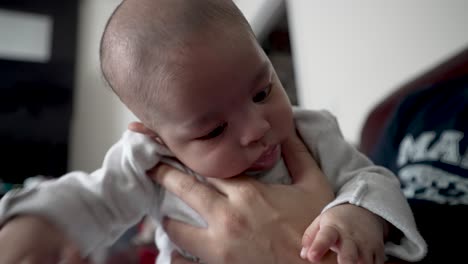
[300, 247, 308, 259]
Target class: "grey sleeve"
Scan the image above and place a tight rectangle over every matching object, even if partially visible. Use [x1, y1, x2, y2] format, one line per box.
[0, 131, 163, 256]
[294, 109, 427, 262]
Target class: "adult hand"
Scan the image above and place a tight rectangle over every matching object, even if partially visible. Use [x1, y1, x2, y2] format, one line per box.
[148, 132, 337, 264]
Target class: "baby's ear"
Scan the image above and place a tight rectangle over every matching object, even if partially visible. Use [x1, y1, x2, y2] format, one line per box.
[128, 122, 165, 145]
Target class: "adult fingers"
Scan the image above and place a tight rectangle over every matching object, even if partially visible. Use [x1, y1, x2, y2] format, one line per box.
[149, 164, 224, 216]
[282, 132, 333, 195]
[368, 242, 385, 264]
[163, 217, 209, 256]
[307, 225, 339, 262]
[373, 249, 385, 264]
[205, 176, 241, 196]
[171, 251, 197, 264]
[281, 131, 314, 184]
[360, 249, 373, 264]
[206, 175, 261, 200]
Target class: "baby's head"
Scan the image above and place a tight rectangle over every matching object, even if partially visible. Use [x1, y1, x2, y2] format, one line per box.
[100, 0, 294, 178]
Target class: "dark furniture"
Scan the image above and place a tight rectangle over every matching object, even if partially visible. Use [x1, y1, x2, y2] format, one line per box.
[0, 0, 78, 185]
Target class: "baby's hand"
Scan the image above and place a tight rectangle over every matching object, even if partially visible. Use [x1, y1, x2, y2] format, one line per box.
[300, 204, 387, 264]
[0, 215, 85, 264]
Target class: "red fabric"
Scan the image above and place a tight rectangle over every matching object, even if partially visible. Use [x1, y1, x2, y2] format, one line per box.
[139, 246, 158, 264]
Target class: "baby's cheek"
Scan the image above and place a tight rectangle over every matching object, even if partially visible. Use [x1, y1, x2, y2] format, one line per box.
[198, 154, 247, 179]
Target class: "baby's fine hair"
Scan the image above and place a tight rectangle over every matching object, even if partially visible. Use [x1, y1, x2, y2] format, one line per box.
[99, 0, 253, 126]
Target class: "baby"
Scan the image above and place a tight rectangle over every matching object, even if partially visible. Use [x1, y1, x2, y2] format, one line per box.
[0, 0, 426, 263]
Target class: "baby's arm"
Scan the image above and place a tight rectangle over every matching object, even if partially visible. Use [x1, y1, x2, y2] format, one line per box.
[0, 131, 162, 260]
[293, 109, 426, 263]
[0, 215, 85, 263]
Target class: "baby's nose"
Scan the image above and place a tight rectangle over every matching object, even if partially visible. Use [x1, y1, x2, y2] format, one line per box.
[240, 119, 271, 147]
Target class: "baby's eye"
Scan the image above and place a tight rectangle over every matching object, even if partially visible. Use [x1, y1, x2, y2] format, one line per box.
[198, 123, 227, 140]
[252, 83, 272, 103]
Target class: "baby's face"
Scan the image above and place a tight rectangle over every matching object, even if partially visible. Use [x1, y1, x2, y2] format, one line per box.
[154, 34, 294, 178]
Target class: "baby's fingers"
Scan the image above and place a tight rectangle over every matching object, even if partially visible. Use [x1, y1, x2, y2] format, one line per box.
[365, 243, 385, 264]
[302, 215, 321, 247]
[304, 225, 339, 262]
[61, 245, 88, 264]
[337, 238, 359, 264]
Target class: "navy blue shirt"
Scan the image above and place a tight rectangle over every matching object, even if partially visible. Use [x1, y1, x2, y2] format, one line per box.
[370, 76, 468, 263]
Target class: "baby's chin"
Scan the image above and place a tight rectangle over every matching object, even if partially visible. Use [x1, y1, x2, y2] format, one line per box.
[245, 144, 281, 172]
[199, 168, 243, 179]
[200, 167, 261, 179]
[195, 150, 281, 179]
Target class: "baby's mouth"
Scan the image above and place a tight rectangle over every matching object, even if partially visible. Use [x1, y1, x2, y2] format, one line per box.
[248, 144, 281, 171]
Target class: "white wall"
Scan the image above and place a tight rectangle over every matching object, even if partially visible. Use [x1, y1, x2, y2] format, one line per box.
[234, 0, 284, 41]
[287, 0, 468, 143]
[69, 0, 134, 171]
[70, 0, 281, 171]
